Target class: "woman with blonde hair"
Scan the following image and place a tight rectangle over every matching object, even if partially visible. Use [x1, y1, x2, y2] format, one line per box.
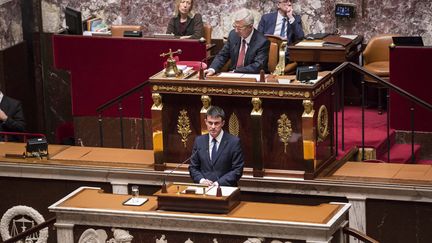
[166, 0, 203, 39]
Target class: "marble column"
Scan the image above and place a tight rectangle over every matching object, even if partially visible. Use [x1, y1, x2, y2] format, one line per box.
[55, 223, 74, 243]
[346, 196, 367, 243]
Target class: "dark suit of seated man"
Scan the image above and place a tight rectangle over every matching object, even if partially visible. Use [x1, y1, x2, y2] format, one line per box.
[189, 106, 244, 187]
[205, 8, 270, 75]
[0, 91, 26, 141]
[258, 0, 304, 63]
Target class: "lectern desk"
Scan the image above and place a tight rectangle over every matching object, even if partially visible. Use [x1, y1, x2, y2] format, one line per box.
[154, 184, 240, 214]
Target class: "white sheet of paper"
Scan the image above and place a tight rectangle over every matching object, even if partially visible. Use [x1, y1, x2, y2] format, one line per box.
[123, 197, 148, 206]
[295, 41, 324, 47]
[205, 186, 238, 197]
[278, 78, 294, 84]
[218, 72, 244, 78]
[340, 35, 358, 40]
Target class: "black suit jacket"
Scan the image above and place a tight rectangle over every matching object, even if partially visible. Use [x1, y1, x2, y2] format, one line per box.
[166, 13, 204, 39]
[0, 95, 26, 135]
[189, 132, 244, 186]
[209, 29, 270, 74]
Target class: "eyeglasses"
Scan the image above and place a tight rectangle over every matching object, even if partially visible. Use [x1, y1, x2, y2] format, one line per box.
[232, 24, 251, 30]
[278, 1, 292, 6]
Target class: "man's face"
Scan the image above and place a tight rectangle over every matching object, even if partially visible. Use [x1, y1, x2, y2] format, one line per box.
[278, 0, 293, 15]
[205, 115, 225, 138]
[233, 19, 253, 39]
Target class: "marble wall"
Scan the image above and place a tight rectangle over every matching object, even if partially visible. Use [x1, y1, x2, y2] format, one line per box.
[0, 0, 23, 50]
[40, 0, 432, 45]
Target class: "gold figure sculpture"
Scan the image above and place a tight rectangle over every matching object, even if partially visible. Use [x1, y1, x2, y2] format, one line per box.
[200, 95, 211, 113]
[317, 105, 329, 142]
[302, 100, 314, 117]
[251, 97, 263, 115]
[277, 114, 293, 153]
[151, 93, 163, 110]
[160, 49, 183, 78]
[177, 109, 192, 148]
[272, 41, 287, 76]
[228, 112, 240, 137]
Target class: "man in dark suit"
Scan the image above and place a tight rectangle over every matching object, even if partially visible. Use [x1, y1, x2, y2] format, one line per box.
[258, 0, 304, 62]
[0, 91, 26, 141]
[205, 8, 270, 75]
[189, 106, 244, 187]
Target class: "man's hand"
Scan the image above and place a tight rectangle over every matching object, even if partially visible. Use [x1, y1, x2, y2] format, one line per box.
[0, 109, 7, 122]
[204, 69, 215, 76]
[199, 178, 213, 186]
[287, 8, 294, 20]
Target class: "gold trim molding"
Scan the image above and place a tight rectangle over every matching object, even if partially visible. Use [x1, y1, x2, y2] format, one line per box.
[153, 84, 308, 99]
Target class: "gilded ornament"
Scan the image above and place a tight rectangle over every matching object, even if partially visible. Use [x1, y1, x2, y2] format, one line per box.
[200, 95, 211, 113]
[304, 92, 310, 98]
[177, 109, 192, 148]
[177, 86, 183, 92]
[151, 93, 163, 110]
[253, 89, 258, 96]
[277, 114, 292, 153]
[251, 97, 263, 115]
[202, 87, 208, 93]
[228, 113, 240, 137]
[317, 105, 329, 142]
[153, 85, 159, 91]
[228, 88, 233, 94]
[302, 99, 314, 117]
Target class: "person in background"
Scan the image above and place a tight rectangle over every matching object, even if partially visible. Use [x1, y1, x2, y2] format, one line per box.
[166, 0, 203, 39]
[205, 8, 270, 75]
[189, 106, 244, 187]
[0, 90, 26, 141]
[258, 0, 304, 62]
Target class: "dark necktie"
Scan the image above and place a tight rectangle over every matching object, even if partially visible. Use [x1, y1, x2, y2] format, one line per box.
[211, 138, 218, 162]
[236, 39, 246, 68]
[280, 17, 287, 37]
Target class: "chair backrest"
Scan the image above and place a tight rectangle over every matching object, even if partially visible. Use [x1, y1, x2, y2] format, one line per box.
[203, 23, 212, 45]
[265, 34, 284, 73]
[111, 25, 143, 37]
[363, 34, 397, 65]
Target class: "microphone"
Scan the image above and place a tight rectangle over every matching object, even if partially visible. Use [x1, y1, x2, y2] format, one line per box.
[199, 55, 215, 80]
[161, 148, 200, 193]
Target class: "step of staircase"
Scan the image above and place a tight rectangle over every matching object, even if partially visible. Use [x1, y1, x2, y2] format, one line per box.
[378, 143, 421, 163]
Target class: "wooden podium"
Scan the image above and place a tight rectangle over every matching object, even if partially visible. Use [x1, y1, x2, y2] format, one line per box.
[154, 184, 240, 214]
[149, 71, 336, 179]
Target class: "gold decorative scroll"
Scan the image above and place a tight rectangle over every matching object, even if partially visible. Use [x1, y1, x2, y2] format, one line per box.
[251, 97, 263, 115]
[317, 105, 329, 142]
[151, 93, 163, 110]
[277, 114, 292, 153]
[200, 95, 211, 113]
[228, 113, 240, 137]
[177, 109, 192, 148]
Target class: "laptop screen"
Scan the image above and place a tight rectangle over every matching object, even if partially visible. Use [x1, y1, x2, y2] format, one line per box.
[392, 36, 424, 46]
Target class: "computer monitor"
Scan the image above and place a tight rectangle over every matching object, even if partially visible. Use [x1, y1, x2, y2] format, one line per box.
[65, 7, 83, 35]
[392, 36, 424, 46]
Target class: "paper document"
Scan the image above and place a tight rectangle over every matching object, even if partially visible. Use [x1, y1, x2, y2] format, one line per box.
[278, 78, 294, 84]
[340, 35, 358, 40]
[295, 41, 324, 47]
[205, 186, 238, 197]
[218, 72, 244, 78]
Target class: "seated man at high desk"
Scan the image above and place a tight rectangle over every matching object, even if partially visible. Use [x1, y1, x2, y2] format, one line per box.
[0, 90, 26, 141]
[258, 0, 304, 63]
[205, 8, 270, 75]
[189, 106, 244, 187]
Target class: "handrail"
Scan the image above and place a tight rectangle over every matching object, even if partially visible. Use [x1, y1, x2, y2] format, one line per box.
[343, 227, 380, 243]
[332, 62, 432, 112]
[96, 80, 150, 113]
[2, 217, 56, 243]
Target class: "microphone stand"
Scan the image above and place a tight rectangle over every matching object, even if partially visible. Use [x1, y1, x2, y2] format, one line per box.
[161, 149, 199, 193]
